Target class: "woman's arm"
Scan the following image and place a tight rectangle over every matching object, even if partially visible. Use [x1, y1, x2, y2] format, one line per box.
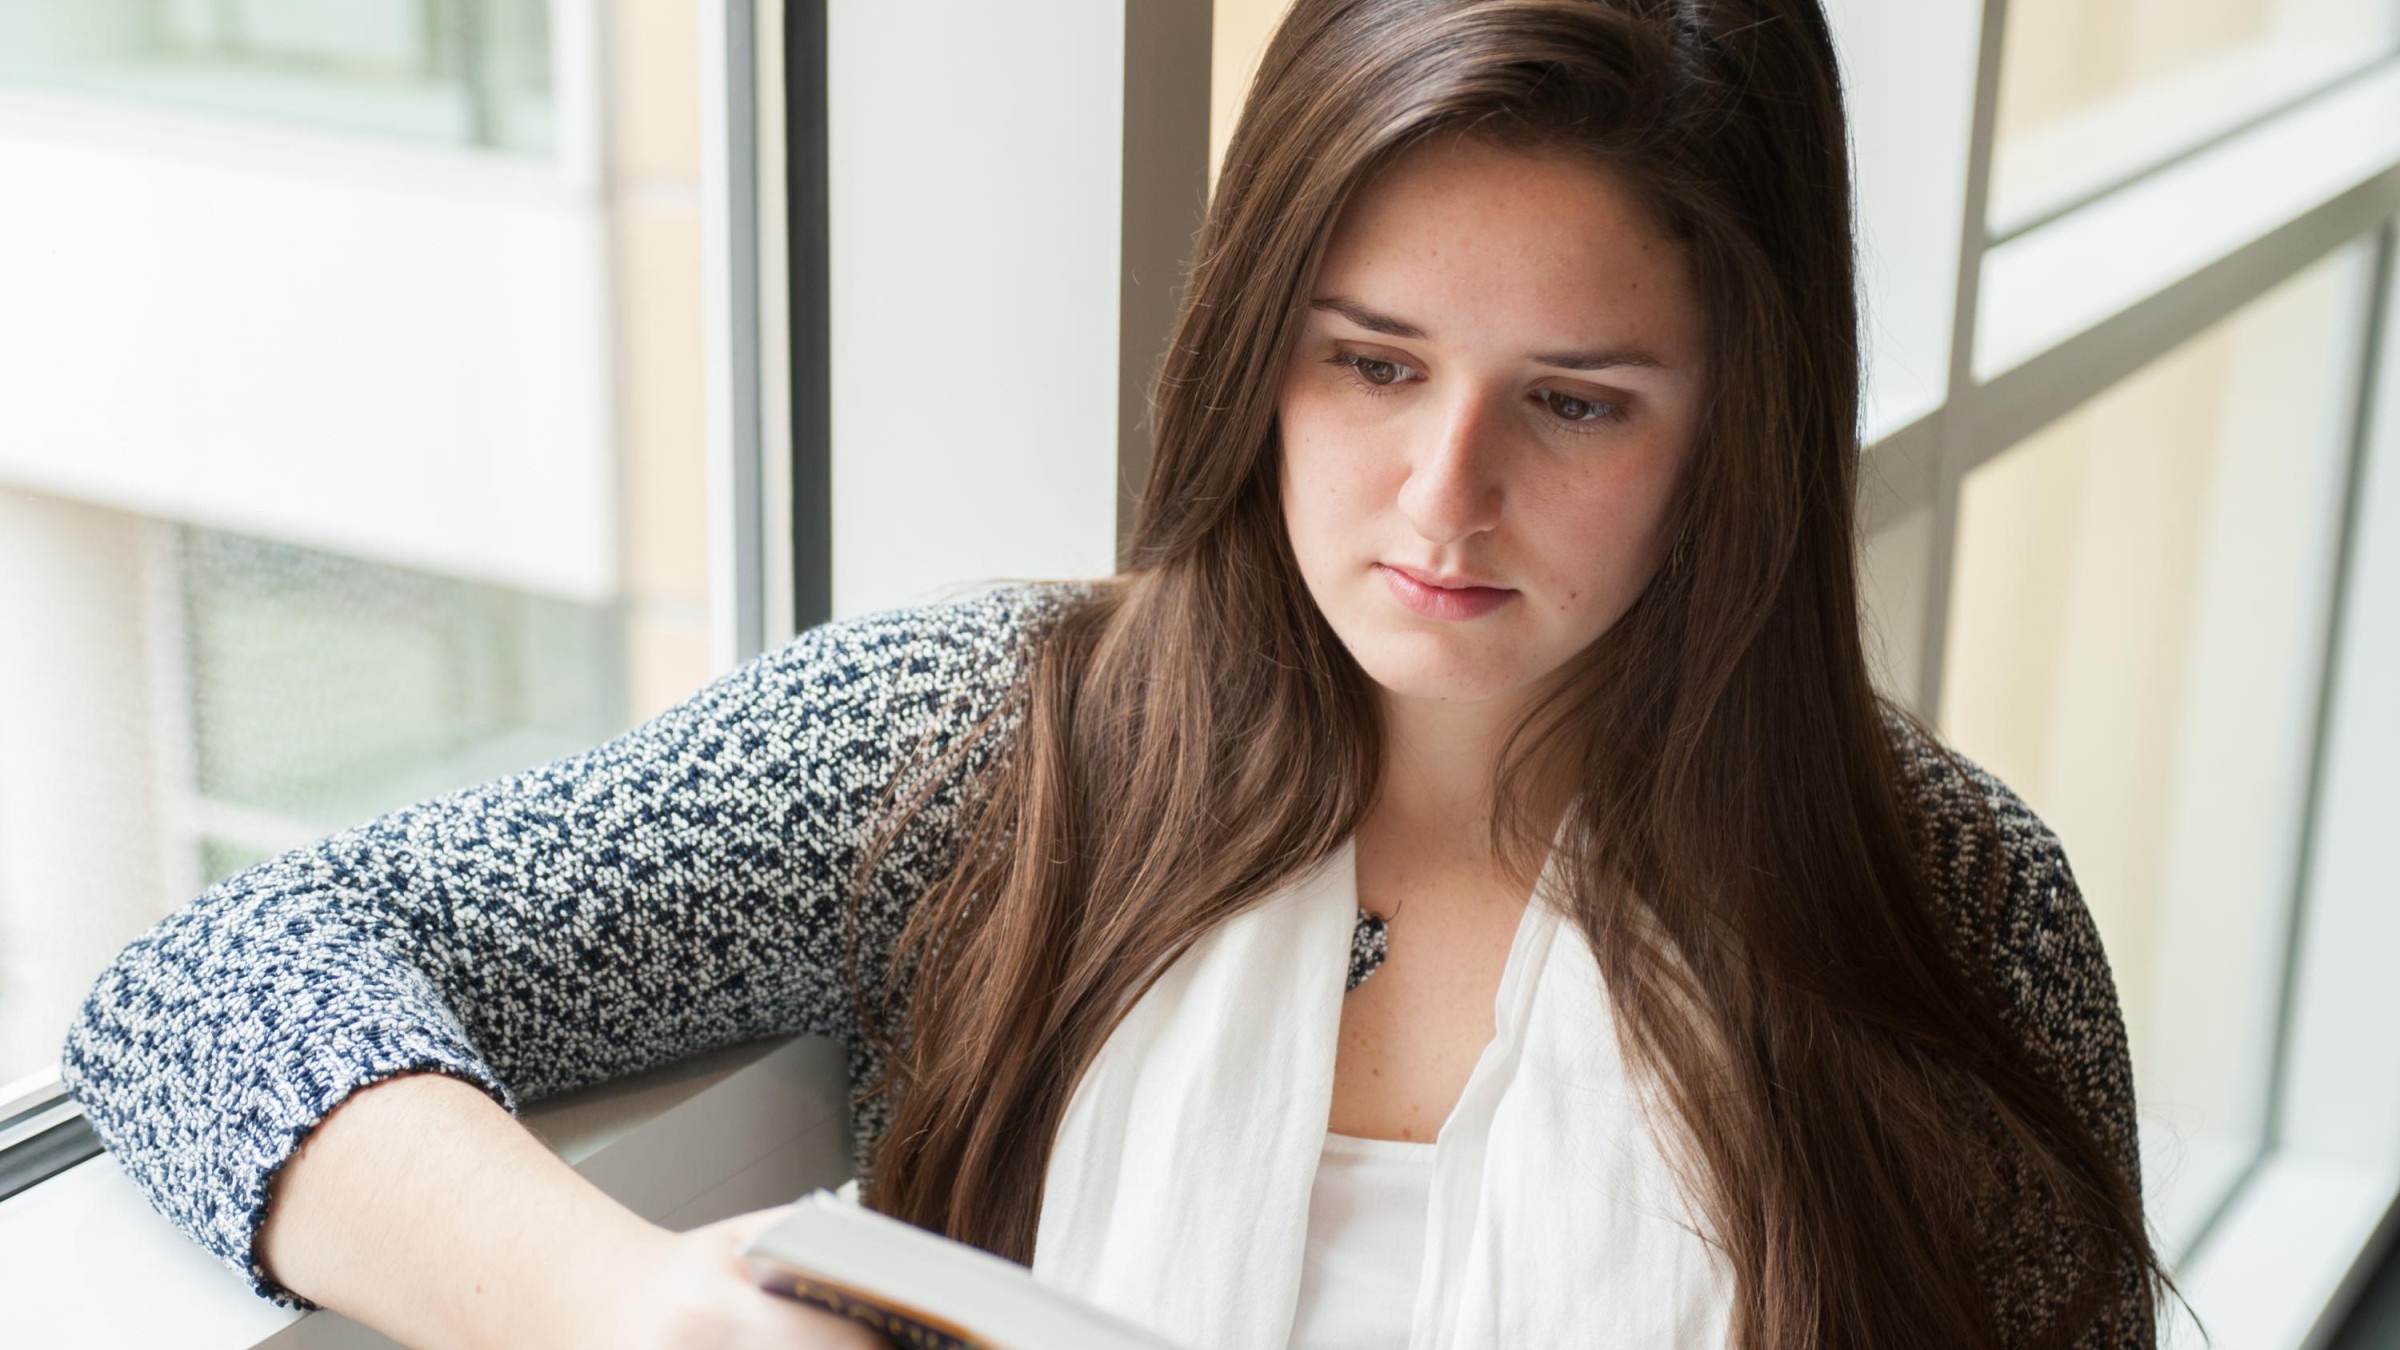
[255, 1071, 880, 1349]
[256, 1071, 651, 1348]
[1992, 844, 2154, 1350]
[58, 581, 1080, 1311]
[1903, 726, 2156, 1350]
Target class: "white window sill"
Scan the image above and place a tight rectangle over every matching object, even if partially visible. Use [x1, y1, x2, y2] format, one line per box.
[2164, 1152, 2399, 1350]
[0, 1035, 853, 1349]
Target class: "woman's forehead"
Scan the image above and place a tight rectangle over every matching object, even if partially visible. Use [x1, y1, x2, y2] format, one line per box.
[1313, 138, 1703, 360]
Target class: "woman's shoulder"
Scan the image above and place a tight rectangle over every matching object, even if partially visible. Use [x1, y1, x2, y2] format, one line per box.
[768, 577, 1101, 681]
[1877, 703, 2106, 965]
[735, 578, 1103, 740]
[1875, 701, 2068, 928]
[1873, 702, 2137, 1135]
[1875, 704, 2150, 1345]
[1874, 702, 2114, 1014]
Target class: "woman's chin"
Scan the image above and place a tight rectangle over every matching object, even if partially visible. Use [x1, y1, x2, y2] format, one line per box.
[1349, 649, 1536, 708]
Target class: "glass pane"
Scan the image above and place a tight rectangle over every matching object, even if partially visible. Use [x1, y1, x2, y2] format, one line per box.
[0, 0, 557, 155]
[1991, 0, 2400, 232]
[1939, 241, 2372, 1259]
[179, 527, 627, 830]
[0, 1, 713, 1087]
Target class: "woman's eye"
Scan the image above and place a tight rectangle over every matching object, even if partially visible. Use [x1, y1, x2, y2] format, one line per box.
[1326, 350, 1411, 391]
[1541, 389, 1628, 426]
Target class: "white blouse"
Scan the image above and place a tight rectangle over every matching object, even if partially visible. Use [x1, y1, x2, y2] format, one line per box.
[1031, 829, 1738, 1350]
[1287, 1131, 1439, 1350]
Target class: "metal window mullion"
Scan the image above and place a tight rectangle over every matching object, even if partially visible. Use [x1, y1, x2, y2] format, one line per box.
[783, 0, 832, 635]
[138, 522, 203, 912]
[1958, 161, 2400, 474]
[1857, 408, 1941, 540]
[1913, 0, 2012, 723]
[702, 0, 768, 671]
[1989, 49, 2400, 249]
[1115, 0, 1214, 560]
[0, 1070, 98, 1203]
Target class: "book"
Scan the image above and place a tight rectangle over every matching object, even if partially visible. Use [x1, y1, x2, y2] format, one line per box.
[736, 1189, 1188, 1350]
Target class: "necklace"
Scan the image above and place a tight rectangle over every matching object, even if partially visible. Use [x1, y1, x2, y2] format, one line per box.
[1346, 898, 1401, 991]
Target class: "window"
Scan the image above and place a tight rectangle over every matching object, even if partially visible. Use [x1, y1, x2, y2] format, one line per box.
[178, 526, 630, 863]
[0, 0, 715, 1098]
[1942, 242, 2377, 1260]
[1990, 0, 2400, 235]
[1838, 0, 2400, 1340]
[0, 0, 558, 154]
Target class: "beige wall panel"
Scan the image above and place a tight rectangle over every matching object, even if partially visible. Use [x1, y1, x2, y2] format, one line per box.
[616, 202, 712, 612]
[625, 604, 714, 724]
[611, 0, 705, 181]
[1211, 0, 1293, 190]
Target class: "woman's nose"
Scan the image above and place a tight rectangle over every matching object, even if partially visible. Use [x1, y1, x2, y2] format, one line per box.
[1395, 390, 1507, 545]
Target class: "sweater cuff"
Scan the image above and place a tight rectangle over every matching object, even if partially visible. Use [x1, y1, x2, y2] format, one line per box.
[223, 1022, 520, 1311]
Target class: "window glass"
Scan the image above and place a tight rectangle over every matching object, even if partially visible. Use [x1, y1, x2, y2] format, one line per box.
[0, 0, 712, 1087]
[1990, 0, 2400, 233]
[179, 527, 627, 834]
[0, 0, 557, 155]
[1939, 240, 2374, 1258]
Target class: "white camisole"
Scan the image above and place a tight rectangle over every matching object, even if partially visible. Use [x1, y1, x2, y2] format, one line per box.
[1286, 1130, 1439, 1350]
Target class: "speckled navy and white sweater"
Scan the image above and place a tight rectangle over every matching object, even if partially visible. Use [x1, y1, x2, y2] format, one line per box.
[59, 579, 2150, 1345]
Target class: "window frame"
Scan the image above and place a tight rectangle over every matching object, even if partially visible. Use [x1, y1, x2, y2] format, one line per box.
[0, 0, 816, 1214]
[1849, 1, 2400, 1343]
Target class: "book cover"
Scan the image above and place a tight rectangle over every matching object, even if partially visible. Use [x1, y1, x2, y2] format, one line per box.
[737, 1189, 1185, 1350]
[750, 1263, 992, 1350]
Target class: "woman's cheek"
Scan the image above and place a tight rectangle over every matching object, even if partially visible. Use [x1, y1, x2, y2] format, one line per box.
[1281, 404, 1360, 513]
[1277, 407, 1349, 574]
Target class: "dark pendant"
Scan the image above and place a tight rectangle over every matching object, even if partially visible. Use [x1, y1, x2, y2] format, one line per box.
[1346, 908, 1390, 992]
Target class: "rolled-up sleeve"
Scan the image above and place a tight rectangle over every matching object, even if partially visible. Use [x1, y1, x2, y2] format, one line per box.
[57, 581, 1071, 1308]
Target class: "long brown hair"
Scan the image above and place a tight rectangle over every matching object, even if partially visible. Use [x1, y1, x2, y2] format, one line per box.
[853, 2, 2175, 1346]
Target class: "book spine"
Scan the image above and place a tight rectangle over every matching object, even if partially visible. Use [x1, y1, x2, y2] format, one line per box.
[753, 1268, 990, 1350]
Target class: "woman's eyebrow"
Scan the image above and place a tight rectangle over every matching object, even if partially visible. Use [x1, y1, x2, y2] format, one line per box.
[1534, 346, 1668, 371]
[1308, 294, 1670, 371]
[1311, 294, 1426, 338]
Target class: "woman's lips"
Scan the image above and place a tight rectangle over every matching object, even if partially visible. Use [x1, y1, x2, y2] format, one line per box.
[1375, 562, 1516, 620]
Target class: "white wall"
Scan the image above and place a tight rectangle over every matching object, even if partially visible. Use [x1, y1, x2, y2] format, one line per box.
[0, 96, 618, 603]
[1819, 0, 1982, 441]
[825, 1, 1127, 620]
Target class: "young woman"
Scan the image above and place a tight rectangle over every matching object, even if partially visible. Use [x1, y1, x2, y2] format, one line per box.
[61, 1, 2174, 1347]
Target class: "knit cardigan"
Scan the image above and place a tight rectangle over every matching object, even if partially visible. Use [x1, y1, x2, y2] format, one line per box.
[57, 579, 2152, 1346]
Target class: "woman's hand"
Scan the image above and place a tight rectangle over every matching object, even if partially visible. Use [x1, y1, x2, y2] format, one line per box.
[252, 1073, 878, 1350]
[599, 1205, 890, 1350]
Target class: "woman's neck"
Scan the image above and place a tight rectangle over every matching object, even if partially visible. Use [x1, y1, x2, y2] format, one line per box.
[1367, 684, 1566, 890]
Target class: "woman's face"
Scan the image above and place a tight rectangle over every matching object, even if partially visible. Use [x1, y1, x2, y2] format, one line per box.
[1277, 136, 1710, 712]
